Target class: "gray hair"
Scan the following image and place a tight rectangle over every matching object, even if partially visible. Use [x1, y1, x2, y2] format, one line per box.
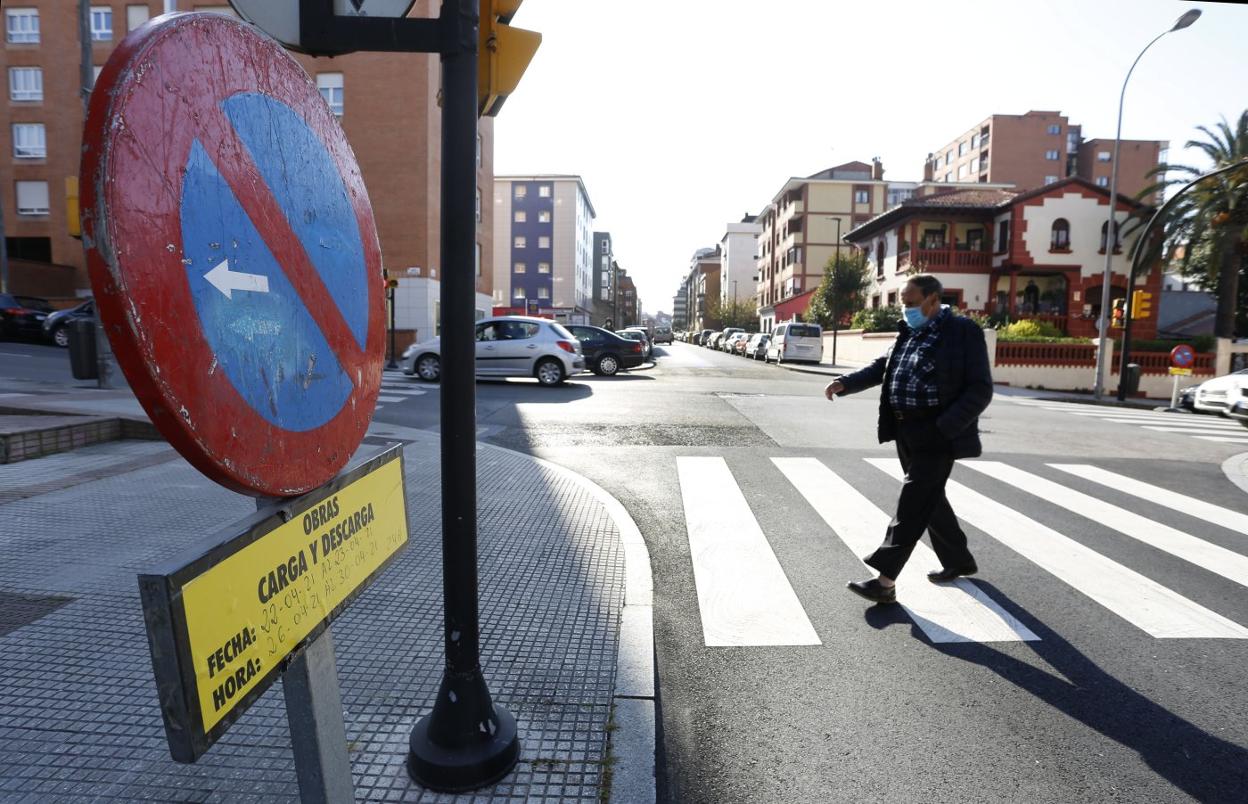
[907, 274, 943, 299]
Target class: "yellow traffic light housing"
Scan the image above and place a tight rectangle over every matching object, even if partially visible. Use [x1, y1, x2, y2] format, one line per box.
[66, 176, 81, 238]
[478, 0, 541, 117]
[1130, 289, 1153, 320]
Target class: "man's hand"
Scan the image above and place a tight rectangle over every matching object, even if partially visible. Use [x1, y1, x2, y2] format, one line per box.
[824, 380, 845, 401]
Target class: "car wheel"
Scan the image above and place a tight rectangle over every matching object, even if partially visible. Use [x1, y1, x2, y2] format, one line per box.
[597, 354, 620, 376]
[535, 358, 566, 386]
[52, 326, 70, 348]
[415, 354, 441, 382]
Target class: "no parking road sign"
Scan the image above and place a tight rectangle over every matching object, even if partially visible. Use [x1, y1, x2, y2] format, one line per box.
[82, 13, 385, 496]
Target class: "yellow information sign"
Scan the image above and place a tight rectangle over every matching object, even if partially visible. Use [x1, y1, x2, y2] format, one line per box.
[139, 445, 408, 762]
[1169, 367, 1193, 376]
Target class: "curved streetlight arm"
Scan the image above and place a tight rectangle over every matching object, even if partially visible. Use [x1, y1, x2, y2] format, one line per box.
[1115, 157, 1248, 400]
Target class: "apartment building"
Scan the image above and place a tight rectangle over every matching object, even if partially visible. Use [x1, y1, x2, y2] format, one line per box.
[927, 110, 1165, 202]
[617, 270, 637, 328]
[2, 1, 494, 343]
[671, 288, 687, 331]
[753, 160, 889, 331]
[492, 175, 596, 325]
[845, 177, 1161, 339]
[719, 215, 762, 307]
[591, 231, 615, 326]
[677, 246, 721, 333]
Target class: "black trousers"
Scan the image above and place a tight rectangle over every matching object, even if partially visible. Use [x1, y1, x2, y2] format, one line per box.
[864, 419, 975, 580]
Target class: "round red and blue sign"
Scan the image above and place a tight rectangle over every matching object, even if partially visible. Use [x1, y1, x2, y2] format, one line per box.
[1170, 344, 1196, 369]
[81, 13, 385, 497]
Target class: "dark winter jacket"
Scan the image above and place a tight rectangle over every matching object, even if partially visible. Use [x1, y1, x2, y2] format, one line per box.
[836, 314, 993, 459]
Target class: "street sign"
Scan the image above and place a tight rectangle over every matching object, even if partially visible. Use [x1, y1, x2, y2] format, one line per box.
[228, 0, 417, 52]
[81, 13, 385, 497]
[1171, 344, 1196, 369]
[139, 445, 408, 762]
[1169, 367, 1193, 376]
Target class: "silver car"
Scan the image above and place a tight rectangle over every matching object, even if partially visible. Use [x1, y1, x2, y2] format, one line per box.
[401, 316, 585, 386]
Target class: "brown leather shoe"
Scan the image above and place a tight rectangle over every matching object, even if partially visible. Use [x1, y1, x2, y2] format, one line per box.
[927, 564, 978, 583]
[847, 578, 897, 604]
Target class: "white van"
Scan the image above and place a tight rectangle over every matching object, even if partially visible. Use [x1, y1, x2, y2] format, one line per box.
[765, 322, 823, 364]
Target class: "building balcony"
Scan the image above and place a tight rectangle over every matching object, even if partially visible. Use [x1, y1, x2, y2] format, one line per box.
[899, 247, 990, 271]
[780, 199, 804, 220]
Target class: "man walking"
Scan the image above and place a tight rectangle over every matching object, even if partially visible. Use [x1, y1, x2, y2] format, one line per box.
[824, 275, 993, 604]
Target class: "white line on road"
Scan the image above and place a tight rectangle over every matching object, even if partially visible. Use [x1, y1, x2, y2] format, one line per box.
[965, 462, 1248, 590]
[1051, 464, 1248, 534]
[1192, 436, 1248, 444]
[773, 458, 1037, 643]
[677, 457, 821, 647]
[867, 459, 1248, 639]
[1140, 427, 1248, 436]
[379, 386, 427, 396]
[376, 395, 405, 403]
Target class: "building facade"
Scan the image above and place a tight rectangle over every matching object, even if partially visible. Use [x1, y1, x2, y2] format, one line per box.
[846, 177, 1161, 340]
[719, 215, 762, 307]
[2, 1, 494, 344]
[677, 247, 721, 332]
[617, 270, 637, 328]
[753, 161, 889, 333]
[927, 110, 1165, 202]
[492, 175, 596, 325]
[591, 231, 615, 326]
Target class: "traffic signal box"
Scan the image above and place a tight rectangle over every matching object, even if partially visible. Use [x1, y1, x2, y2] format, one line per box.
[1130, 289, 1153, 320]
[478, 0, 541, 117]
[1111, 298, 1126, 329]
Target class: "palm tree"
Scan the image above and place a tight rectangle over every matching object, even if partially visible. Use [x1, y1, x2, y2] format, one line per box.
[1142, 111, 1248, 337]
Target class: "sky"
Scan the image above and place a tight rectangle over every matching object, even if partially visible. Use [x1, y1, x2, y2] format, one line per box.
[492, 0, 1248, 315]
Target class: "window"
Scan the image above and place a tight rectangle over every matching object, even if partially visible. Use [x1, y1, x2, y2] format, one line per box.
[90, 7, 112, 41]
[957, 164, 966, 179]
[970, 134, 979, 149]
[538, 236, 550, 249]
[997, 220, 1010, 252]
[513, 287, 525, 299]
[514, 184, 527, 199]
[1044, 149, 1059, 160]
[476, 133, 482, 167]
[1097, 151, 1111, 162]
[12, 123, 45, 158]
[15, 180, 49, 215]
[513, 210, 526, 223]
[5, 8, 39, 43]
[538, 210, 551, 223]
[876, 240, 886, 268]
[317, 73, 343, 116]
[601, 239, 609, 253]
[538, 262, 551, 274]
[958, 141, 966, 156]
[475, 187, 481, 222]
[8, 67, 42, 101]
[1096, 176, 1109, 188]
[1047, 124, 1061, 135]
[538, 184, 551, 198]
[1044, 175, 1059, 185]
[854, 189, 869, 203]
[1050, 218, 1071, 250]
[538, 287, 550, 300]
[127, 5, 150, 30]
[514, 236, 526, 249]
[969, 158, 980, 173]
[514, 262, 526, 274]
[1100, 221, 1120, 252]
[945, 150, 953, 165]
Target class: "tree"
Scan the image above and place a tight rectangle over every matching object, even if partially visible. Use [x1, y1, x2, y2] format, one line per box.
[1142, 111, 1248, 337]
[806, 252, 871, 329]
[706, 296, 758, 330]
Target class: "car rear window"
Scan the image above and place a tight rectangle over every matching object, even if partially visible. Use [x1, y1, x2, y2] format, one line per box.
[549, 322, 575, 340]
[788, 325, 821, 338]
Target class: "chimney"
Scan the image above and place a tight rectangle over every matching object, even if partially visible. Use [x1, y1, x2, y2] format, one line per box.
[922, 153, 934, 183]
[872, 157, 884, 180]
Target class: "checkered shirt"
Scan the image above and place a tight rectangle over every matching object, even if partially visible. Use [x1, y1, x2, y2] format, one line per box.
[886, 307, 949, 410]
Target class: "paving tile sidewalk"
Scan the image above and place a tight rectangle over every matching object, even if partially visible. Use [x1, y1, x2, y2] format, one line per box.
[0, 424, 633, 802]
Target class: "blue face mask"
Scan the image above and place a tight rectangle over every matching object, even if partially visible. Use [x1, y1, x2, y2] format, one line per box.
[903, 305, 929, 329]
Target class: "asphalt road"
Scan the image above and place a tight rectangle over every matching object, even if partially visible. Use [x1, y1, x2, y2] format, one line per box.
[374, 341, 1248, 803]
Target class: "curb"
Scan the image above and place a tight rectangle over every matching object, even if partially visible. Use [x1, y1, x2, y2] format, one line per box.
[1223, 452, 1248, 496]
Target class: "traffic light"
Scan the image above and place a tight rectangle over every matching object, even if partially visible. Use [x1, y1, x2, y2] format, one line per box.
[478, 0, 541, 118]
[1130, 289, 1153, 320]
[1111, 298, 1126, 329]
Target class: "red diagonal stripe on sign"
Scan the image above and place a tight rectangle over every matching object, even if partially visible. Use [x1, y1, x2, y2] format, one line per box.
[195, 106, 366, 373]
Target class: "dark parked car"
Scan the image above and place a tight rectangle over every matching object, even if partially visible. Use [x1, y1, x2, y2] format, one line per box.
[567, 325, 645, 376]
[616, 329, 652, 360]
[42, 298, 95, 348]
[0, 293, 53, 341]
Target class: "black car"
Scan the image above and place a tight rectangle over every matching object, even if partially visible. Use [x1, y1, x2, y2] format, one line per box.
[0, 293, 53, 341]
[567, 325, 646, 376]
[42, 298, 95, 348]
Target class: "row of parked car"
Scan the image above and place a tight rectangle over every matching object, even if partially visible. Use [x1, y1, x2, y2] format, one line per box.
[0, 294, 95, 347]
[400, 316, 661, 386]
[1181, 368, 1248, 427]
[675, 322, 826, 364]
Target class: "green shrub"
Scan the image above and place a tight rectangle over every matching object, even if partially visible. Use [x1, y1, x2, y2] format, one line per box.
[850, 305, 901, 333]
[1000, 319, 1065, 339]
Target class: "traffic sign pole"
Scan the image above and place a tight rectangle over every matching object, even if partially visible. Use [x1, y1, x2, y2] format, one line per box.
[407, 0, 519, 791]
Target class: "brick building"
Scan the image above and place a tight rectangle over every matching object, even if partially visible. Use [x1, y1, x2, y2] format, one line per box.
[846, 177, 1161, 340]
[2, 1, 493, 339]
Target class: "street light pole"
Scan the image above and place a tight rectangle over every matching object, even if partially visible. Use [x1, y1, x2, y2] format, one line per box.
[831, 216, 842, 366]
[1092, 8, 1201, 399]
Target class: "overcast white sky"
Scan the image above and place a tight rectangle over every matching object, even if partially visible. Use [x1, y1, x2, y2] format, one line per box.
[492, 0, 1248, 315]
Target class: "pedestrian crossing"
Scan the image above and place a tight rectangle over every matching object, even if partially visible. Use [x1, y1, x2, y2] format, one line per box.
[375, 368, 433, 410]
[675, 455, 1248, 647]
[1001, 397, 1248, 445]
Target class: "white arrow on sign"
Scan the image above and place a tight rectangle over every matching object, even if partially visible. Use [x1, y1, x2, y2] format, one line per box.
[205, 260, 270, 300]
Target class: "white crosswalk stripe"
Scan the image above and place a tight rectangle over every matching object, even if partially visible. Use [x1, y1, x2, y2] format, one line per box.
[1193, 435, 1248, 444]
[1003, 397, 1247, 443]
[1050, 464, 1248, 534]
[773, 458, 1037, 643]
[866, 459, 1248, 639]
[677, 457, 821, 647]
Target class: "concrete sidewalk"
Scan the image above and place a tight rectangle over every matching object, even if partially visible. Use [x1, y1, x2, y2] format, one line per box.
[0, 387, 655, 802]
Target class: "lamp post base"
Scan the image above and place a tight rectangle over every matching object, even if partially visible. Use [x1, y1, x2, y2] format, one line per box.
[407, 670, 520, 793]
